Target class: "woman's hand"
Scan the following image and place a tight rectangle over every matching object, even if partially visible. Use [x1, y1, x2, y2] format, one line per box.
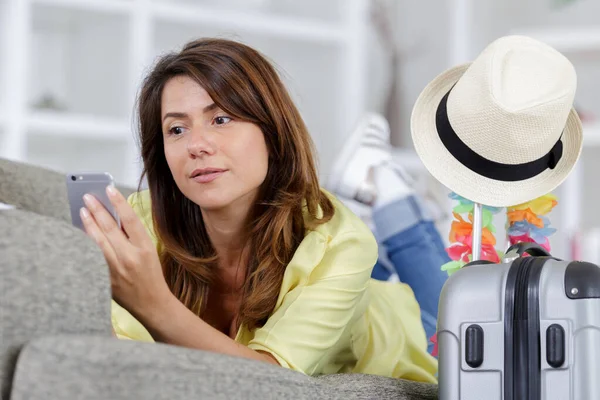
[80, 186, 173, 322]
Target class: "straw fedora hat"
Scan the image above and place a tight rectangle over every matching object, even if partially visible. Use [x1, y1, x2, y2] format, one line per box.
[411, 35, 583, 207]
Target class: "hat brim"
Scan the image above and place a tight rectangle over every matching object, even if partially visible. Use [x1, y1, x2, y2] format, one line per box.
[411, 64, 583, 207]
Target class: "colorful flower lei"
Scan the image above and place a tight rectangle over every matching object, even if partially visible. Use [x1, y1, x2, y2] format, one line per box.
[439, 193, 503, 276]
[440, 192, 558, 275]
[431, 192, 558, 357]
[506, 194, 558, 252]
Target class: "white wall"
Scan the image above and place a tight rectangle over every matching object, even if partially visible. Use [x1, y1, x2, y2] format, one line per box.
[506, 0, 600, 28]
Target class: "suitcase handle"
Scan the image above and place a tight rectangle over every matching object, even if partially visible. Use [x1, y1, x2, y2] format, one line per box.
[464, 259, 496, 268]
[505, 242, 551, 257]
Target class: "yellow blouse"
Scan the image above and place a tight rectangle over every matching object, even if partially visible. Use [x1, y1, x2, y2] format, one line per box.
[111, 190, 437, 383]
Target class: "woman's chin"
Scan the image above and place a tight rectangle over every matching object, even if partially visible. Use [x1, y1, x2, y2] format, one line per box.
[185, 187, 258, 214]
[188, 193, 234, 212]
[193, 198, 230, 211]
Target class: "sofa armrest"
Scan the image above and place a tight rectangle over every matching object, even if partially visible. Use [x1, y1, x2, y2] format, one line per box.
[11, 336, 437, 400]
[11, 336, 319, 400]
[0, 158, 71, 222]
[0, 210, 113, 398]
[318, 373, 437, 400]
[0, 158, 136, 222]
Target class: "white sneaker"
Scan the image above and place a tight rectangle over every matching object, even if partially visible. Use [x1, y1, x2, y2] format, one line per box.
[326, 113, 392, 205]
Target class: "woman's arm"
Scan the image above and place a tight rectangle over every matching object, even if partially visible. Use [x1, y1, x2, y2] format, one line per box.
[140, 291, 279, 365]
[243, 229, 377, 374]
[80, 186, 279, 365]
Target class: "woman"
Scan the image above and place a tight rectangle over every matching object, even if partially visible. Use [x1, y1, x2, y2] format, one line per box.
[80, 38, 437, 382]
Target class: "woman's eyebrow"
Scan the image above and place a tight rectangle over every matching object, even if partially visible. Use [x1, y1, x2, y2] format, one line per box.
[162, 104, 219, 122]
[162, 112, 189, 122]
[202, 103, 218, 114]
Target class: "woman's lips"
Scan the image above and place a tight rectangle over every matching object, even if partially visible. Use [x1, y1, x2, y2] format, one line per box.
[191, 170, 226, 183]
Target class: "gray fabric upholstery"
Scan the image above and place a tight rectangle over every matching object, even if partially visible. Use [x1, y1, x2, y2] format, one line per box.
[0, 209, 113, 399]
[11, 336, 437, 400]
[318, 374, 437, 399]
[0, 158, 72, 222]
[0, 157, 135, 223]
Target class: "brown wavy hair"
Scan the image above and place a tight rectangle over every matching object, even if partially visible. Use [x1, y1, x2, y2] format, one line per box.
[136, 38, 334, 331]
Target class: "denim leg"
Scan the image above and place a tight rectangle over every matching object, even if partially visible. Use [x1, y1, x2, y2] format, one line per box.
[372, 195, 450, 345]
[371, 239, 395, 281]
[371, 261, 392, 281]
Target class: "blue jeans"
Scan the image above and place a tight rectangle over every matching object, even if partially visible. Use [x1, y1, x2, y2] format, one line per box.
[370, 195, 450, 353]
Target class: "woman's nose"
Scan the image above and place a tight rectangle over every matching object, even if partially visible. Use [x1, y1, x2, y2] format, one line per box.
[186, 129, 216, 157]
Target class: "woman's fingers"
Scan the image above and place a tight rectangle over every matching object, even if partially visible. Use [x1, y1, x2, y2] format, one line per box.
[82, 193, 133, 263]
[80, 207, 122, 273]
[105, 186, 151, 247]
[83, 193, 123, 237]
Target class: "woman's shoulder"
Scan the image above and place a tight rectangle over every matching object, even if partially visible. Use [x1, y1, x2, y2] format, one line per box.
[309, 189, 377, 246]
[287, 190, 378, 280]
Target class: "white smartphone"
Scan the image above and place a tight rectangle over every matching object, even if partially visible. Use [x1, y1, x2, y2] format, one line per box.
[65, 172, 121, 231]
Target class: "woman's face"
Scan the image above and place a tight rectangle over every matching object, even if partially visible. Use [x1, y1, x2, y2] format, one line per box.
[161, 75, 269, 212]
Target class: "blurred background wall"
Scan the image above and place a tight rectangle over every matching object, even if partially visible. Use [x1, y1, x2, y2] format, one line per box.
[1, 0, 599, 261]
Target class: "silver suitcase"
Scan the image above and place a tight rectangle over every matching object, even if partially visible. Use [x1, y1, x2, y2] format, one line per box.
[437, 242, 600, 400]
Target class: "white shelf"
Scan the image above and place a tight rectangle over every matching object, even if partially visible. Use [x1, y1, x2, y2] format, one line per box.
[26, 132, 131, 185]
[30, 0, 347, 43]
[0, 0, 9, 125]
[512, 26, 600, 53]
[32, 0, 134, 14]
[151, 1, 346, 44]
[29, 2, 131, 119]
[27, 111, 130, 140]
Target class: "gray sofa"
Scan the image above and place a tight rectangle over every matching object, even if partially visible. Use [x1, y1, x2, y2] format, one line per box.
[0, 158, 438, 400]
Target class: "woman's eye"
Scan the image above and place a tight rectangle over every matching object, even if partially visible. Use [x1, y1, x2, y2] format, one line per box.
[169, 126, 185, 136]
[214, 116, 232, 126]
